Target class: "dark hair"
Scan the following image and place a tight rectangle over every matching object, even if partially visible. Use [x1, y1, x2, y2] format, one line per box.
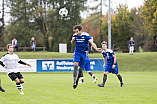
[101, 41, 107, 45]
[73, 25, 82, 31]
[7, 44, 13, 49]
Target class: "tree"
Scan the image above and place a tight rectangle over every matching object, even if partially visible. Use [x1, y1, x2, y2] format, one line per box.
[0, 0, 5, 47]
[101, 4, 132, 50]
[140, 0, 157, 51]
[5, 0, 87, 52]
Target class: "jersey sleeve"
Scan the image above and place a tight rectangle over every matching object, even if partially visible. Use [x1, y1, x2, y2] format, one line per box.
[15, 54, 20, 62]
[112, 51, 114, 55]
[102, 51, 106, 58]
[86, 33, 91, 41]
[72, 34, 77, 38]
[0, 55, 6, 62]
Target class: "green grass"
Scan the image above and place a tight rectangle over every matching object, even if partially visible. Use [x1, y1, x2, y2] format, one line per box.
[0, 72, 157, 104]
[0, 51, 157, 71]
[0, 52, 157, 103]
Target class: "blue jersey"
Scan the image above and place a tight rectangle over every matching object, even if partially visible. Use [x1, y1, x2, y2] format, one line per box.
[73, 32, 91, 52]
[102, 49, 115, 66]
[129, 40, 135, 46]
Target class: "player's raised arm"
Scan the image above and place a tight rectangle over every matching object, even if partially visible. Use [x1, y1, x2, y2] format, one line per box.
[89, 39, 102, 52]
[18, 60, 31, 67]
[113, 55, 116, 65]
[103, 58, 106, 68]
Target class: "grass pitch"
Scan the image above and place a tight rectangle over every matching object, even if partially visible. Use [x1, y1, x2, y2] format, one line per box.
[0, 52, 157, 103]
[0, 72, 157, 104]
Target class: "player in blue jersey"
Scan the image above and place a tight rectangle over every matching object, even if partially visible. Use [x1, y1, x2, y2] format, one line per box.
[78, 56, 97, 84]
[71, 25, 101, 89]
[97, 41, 124, 87]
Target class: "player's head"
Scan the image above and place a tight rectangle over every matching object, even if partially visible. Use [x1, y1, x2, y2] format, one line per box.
[101, 41, 107, 50]
[7, 44, 14, 52]
[131, 37, 133, 40]
[73, 25, 82, 36]
[31, 37, 35, 41]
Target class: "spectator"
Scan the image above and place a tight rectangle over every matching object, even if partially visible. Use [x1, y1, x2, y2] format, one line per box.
[10, 39, 18, 52]
[30, 37, 36, 52]
[129, 37, 135, 55]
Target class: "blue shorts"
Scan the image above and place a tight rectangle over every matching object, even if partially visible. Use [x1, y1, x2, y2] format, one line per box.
[84, 56, 91, 71]
[73, 51, 87, 69]
[104, 63, 119, 74]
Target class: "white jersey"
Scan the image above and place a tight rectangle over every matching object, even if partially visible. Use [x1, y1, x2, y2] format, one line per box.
[0, 53, 20, 74]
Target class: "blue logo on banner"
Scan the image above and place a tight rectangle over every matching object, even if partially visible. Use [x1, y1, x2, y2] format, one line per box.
[42, 61, 54, 70]
[37, 59, 104, 72]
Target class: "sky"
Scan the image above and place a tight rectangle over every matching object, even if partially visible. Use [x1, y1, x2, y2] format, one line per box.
[81, 0, 144, 19]
[0, 0, 145, 23]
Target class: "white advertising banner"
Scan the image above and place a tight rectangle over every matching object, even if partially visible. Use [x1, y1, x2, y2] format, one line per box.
[0, 59, 36, 72]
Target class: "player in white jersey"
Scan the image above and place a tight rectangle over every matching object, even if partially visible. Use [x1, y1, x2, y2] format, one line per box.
[0, 44, 31, 95]
[97, 41, 124, 87]
[71, 25, 101, 89]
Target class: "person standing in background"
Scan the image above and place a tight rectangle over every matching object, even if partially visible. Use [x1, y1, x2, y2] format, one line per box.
[30, 37, 36, 52]
[11, 39, 18, 52]
[129, 37, 135, 55]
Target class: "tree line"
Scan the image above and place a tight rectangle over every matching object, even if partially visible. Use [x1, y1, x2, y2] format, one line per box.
[0, 0, 157, 52]
[82, 0, 157, 52]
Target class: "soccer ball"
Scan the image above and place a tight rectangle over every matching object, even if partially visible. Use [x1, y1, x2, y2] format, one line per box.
[59, 8, 68, 17]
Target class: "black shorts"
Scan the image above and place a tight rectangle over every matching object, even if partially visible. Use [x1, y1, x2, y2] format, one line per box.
[8, 72, 23, 81]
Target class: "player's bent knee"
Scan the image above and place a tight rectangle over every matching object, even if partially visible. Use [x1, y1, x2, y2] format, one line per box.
[116, 73, 119, 76]
[87, 71, 91, 74]
[74, 65, 78, 70]
[20, 81, 24, 84]
[104, 72, 108, 75]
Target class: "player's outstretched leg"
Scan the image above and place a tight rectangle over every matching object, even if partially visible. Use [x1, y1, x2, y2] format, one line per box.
[0, 79, 5, 92]
[97, 74, 107, 87]
[73, 65, 78, 89]
[0, 86, 5, 92]
[79, 71, 84, 83]
[88, 72, 97, 83]
[16, 82, 24, 95]
[117, 74, 124, 87]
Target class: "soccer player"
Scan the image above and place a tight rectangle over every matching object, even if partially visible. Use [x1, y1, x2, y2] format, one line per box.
[97, 41, 124, 87]
[78, 56, 97, 84]
[0, 79, 5, 92]
[71, 25, 101, 89]
[129, 37, 135, 55]
[0, 44, 31, 94]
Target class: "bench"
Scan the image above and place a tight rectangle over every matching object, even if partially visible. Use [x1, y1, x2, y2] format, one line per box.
[0, 47, 46, 51]
[19, 47, 46, 51]
[0, 47, 7, 51]
[122, 50, 129, 53]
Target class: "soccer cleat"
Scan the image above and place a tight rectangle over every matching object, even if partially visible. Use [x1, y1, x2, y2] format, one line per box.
[0, 86, 5, 92]
[121, 83, 124, 87]
[73, 82, 77, 89]
[73, 77, 79, 89]
[93, 77, 98, 83]
[20, 91, 24, 95]
[97, 84, 104, 87]
[78, 81, 84, 84]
